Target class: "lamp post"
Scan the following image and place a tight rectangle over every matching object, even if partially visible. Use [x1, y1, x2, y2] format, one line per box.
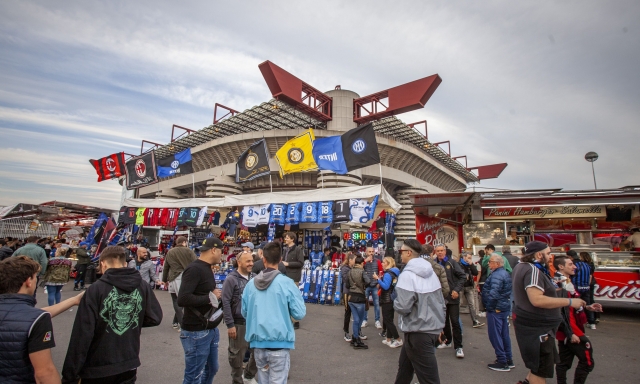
[585, 151, 598, 189]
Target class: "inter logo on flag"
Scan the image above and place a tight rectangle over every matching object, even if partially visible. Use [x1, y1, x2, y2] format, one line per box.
[236, 139, 271, 183]
[341, 122, 380, 172]
[275, 129, 318, 178]
[157, 148, 194, 178]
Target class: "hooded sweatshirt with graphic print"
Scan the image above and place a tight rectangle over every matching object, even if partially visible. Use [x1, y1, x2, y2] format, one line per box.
[62, 267, 162, 383]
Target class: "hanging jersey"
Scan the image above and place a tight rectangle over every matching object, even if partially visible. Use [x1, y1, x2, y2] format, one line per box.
[159, 208, 169, 226]
[122, 207, 137, 225]
[317, 201, 333, 223]
[185, 207, 199, 227]
[385, 213, 396, 234]
[270, 204, 287, 225]
[255, 204, 271, 225]
[118, 206, 127, 224]
[286, 203, 301, 225]
[135, 208, 146, 226]
[242, 205, 261, 227]
[333, 199, 350, 222]
[156, 208, 165, 226]
[300, 202, 318, 223]
[196, 206, 208, 226]
[168, 209, 179, 228]
[349, 198, 371, 224]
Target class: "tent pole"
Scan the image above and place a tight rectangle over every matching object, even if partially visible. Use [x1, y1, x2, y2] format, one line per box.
[378, 163, 383, 186]
[269, 173, 273, 193]
[192, 174, 195, 198]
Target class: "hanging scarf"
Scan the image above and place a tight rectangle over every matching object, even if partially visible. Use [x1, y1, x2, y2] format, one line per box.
[437, 256, 449, 268]
[533, 261, 557, 287]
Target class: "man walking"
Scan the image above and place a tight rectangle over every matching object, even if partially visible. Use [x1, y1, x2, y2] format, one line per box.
[512, 241, 585, 384]
[459, 251, 484, 328]
[482, 255, 514, 371]
[223, 251, 258, 384]
[393, 239, 445, 384]
[162, 236, 197, 331]
[242, 242, 306, 384]
[178, 237, 225, 384]
[281, 232, 304, 329]
[434, 244, 466, 358]
[13, 236, 48, 297]
[73, 244, 91, 291]
[362, 246, 383, 329]
[567, 250, 596, 329]
[128, 247, 156, 287]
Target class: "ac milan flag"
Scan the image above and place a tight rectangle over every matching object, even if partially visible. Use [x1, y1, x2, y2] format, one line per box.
[89, 152, 126, 182]
[125, 152, 158, 190]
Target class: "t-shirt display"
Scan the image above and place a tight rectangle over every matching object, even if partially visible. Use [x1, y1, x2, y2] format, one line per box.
[270, 203, 287, 225]
[349, 198, 371, 224]
[286, 203, 301, 225]
[300, 202, 318, 223]
[144, 208, 158, 226]
[242, 204, 271, 227]
[178, 207, 200, 227]
[317, 201, 333, 223]
[196, 206, 207, 226]
[167, 208, 179, 228]
[333, 199, 350, 222]
[135, 208, 146, 226]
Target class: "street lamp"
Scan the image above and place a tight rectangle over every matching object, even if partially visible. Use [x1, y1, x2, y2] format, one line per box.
[585, 151, 599, 189]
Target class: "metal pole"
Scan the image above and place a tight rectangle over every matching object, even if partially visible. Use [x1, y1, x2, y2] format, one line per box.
[591, 162, 597, 189]
[192, 174, 196, 198]
[269, 174, 273, 193]
[379, 163, 383, 186]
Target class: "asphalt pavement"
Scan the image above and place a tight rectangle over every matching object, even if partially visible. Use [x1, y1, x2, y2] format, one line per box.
[40, 285, 640, 383]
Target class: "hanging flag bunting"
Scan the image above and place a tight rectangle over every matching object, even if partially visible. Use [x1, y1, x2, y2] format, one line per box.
[236, 139, 271, 183]
[312, 136, 348, 174]
[341, 122, 380, 172]
[275, 129, 318, 178]
[125, 152, 158, 190]
[157, 148, 193, 178]
[89, 152, 126, 182]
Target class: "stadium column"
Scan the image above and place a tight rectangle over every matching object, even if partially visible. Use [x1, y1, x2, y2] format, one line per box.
[393, 187, 429, 240]
[206, 175, 243, 198]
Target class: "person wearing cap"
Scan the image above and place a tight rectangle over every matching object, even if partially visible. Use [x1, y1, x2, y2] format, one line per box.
[252, 242, 286, 275]
[162, 236, 197, 331]
[241, 242, 255, 254]
[512, 241, 586, 384]
[566, 250, 596, 329]
[177, 237, 225, 384]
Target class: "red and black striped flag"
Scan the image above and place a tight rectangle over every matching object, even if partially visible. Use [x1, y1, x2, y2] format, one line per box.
[89, 152, 126, 182]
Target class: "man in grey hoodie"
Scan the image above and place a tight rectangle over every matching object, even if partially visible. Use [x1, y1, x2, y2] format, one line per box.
[393, 239, 446, 384]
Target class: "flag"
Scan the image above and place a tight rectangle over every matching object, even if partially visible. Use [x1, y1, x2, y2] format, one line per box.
[89, 152, 126, 182]
[94, 218, 117, 257]
[369, 210, 386, 233]
[125, 152, 158, 190]
[157, 148, 193, 178]
[236, 139, 271, 182]
[312, 136, 348, 174]
[275, 129, 318, 177]
[341, 122, 380, 172]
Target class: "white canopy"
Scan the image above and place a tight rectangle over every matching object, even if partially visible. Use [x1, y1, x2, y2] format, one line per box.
[123, 184, 401, 213]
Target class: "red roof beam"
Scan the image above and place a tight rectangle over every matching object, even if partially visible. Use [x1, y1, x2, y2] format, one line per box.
[407, 120, 428, 140]
[213, 103, 239, 124]
[467, 163, 508, 180]
[453, 155, 467, 168]
[140, 140, 162, 155]
[171, 124, 196, 142]
[433, 140, 450, 156]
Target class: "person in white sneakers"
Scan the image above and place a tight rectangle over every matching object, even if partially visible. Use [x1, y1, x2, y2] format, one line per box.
[373, 257, 402, 348]
[362, 247, 383, 329]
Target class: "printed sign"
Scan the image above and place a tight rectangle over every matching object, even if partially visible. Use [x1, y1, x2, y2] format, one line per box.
[416, 215, 459, 251]
[593, 270, 640, 303]
[483, 205, 606, 220]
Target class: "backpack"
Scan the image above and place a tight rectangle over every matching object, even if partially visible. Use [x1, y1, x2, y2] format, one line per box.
[388, 269, 399, 301]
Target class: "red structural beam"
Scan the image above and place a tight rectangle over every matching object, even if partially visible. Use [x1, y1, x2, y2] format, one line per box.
[433, 140, 450, 156]
[258, 60, 332, 122]
[171, 124, 196, 142]
[467, 163, 508, 180]
[453, 155, 467, 168]
[213, 103, 239, 124]
[140, 140, 162, 155]
[407, 120, 428, 140]
[353, 74, 442, 124]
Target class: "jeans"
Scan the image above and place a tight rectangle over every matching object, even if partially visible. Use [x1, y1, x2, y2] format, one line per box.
[74, 264, 87, 288]
[171, 293, 183, 325]
[180, 328, 220, 384]
[349, 302, 365, 338]
[82, 369, 137, 384]
[228, 324, 257, 383]
[363, 286, 380, 322]
[394, 332, 440, 384]
[343, 294, 352, 333]
[462, 286, 478, 323]
[443, 303, 462, 348]
[46, 285, 62, 306]
[381, 302, 399, 339]
[254, 348, 290, 384]
[487, 311, 512, 364]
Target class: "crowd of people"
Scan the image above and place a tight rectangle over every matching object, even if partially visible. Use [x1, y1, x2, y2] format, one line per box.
[0, 233, 605, 384]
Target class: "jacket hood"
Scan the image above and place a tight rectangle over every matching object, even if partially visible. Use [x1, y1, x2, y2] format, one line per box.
[254, 269, 280, 291]
[404, 257, 434, 279]
[100, 267, 143, 293]
[388, 267, 400, 276]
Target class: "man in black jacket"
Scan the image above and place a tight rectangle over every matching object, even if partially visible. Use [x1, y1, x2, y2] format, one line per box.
[0, 239, 14, 260]
[434, 244, 466, 358]
[460, 252, 484, 328]
[502, 245, 519, 271]
[62, 246, 163, 384]
[178, 237, 224, 384]
[223, 251, 258, 384]
[281, 232, 304, 329]
[252, 242, 286, 275]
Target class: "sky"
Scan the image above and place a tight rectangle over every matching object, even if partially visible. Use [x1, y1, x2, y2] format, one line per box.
[0, 0, 639, 210]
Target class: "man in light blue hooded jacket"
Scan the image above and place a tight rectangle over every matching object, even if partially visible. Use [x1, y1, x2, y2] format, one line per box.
[242, 241, 306, 384]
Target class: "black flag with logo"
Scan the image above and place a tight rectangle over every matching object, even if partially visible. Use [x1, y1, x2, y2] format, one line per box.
[340, 122, 380, 172]
[236, 139, 271, 183]
[125, 152, 158, 190]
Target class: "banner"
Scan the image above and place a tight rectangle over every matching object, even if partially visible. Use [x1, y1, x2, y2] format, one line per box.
[89, 152, 126, 182]
[341, 123, 380, 172]
[236, 139, 271, 182]
[312, 136, 348, 174]
[157, 148, 193, 178]
[125, 152, 158, 190]
[275, 129, 318, 177]
[483, 205, 606, 220]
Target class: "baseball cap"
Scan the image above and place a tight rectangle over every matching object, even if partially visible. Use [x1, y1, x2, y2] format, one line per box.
[256, 241, 268, 250]
[197, 237, 224, 252]
[523, 241, 548, 255]
[241, 242, 255, 250]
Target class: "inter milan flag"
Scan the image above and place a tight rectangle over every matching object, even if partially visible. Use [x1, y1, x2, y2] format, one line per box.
[341, 123, 380, 172]
[236, 139, 271, 183]
[312, 136, 348, 174]
[125, 152, 158, 190]
[157, 148, 193, 178]
[275, 129, 318, 178]
[89, 152, 126, 182]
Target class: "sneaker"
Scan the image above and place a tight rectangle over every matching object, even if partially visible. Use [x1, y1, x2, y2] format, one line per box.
[293, 322, 300, 329]
[382, 339, 390, 345]
[73, 287, 81, 291]
[361, 320, 368, 328]
[243, 376, 258, 384]
[487, 362, 510, 371]
[456, 348, 464, 358]
[507, 360, 515, 369]
[360, 333, 368, 340]
[478, 311, 486, 317]
[595, 318, 600, 324]
[344, 332, 352, 342]
[389, 339, 403, 348]
[437, 343, 452, 349]
[172, 323, 179, 330]
[378, 331, 387, 338]
[587, 324, 596, 330]
[472, 321, 485, 328]
[350, 335, 356, 346]
[375, 321, 382, 329]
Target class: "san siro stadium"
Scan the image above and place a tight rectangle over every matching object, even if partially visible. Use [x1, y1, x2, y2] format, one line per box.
[134, 60, 505, 239]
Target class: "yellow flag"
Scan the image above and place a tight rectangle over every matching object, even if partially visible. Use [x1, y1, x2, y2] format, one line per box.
[275, 129, 318, 178]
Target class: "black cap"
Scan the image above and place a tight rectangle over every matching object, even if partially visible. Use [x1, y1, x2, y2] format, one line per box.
[256, 241, 268, 250]
[197, 237, 224, 252]
[523, 241, 548, 255]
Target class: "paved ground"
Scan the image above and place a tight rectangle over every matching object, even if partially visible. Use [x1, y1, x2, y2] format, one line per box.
[41, 285, 640, 383]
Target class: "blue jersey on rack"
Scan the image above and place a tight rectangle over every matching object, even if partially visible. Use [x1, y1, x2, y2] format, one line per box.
[317, 201, 334, 223]
[270, 203, 287, 225]
[285, 202, 301, 225]
[300, 202, 319, 223]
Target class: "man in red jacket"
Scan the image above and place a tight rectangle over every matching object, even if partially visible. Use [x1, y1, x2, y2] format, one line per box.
[553, 256, 602, 384]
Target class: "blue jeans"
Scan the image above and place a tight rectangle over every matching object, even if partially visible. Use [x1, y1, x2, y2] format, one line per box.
[363, 286, 380, 322]
[254, 348, 290, 384]
[46, 285, 62, 306]
[180, 328, 220, 384]
[349, 302, 365, 338]
[487, 311, 512, 364]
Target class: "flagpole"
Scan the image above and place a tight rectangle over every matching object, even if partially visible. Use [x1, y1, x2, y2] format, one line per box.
[269, 173, 273, 193]
[378, 163, 383, 186]
[192, 174, 195, 198]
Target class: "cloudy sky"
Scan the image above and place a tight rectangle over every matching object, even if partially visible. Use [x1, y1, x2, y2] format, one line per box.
[1, 1, 638, 209]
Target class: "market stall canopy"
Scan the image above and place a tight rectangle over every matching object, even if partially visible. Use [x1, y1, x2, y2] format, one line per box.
[0, 201, 116, 223]
[124, 184, 401, 213]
